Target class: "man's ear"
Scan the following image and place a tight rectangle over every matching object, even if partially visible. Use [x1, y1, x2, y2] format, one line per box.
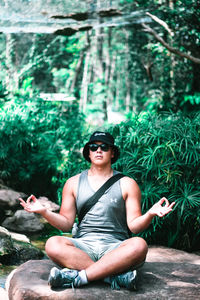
[111, 149, 114, 158]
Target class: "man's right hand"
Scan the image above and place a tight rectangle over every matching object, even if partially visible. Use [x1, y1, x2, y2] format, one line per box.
[19, 194, 46, 214]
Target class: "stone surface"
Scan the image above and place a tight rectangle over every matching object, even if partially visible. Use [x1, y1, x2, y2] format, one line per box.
[0, 189, 60, 233]
[9, 232, 30, 243]
[0, 189, 26, 209]
[0, 226, 44, 265]
[0, 227, 14, 256]
[2, 210, 44, 233]
[6, 246, 200, 300]
[37, 196, 60, 212]
[0, 287, 8, 300]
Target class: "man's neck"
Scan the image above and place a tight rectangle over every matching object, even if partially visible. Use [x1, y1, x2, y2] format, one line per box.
[88, 165, 114, 191]
[88, 165, 113, 178]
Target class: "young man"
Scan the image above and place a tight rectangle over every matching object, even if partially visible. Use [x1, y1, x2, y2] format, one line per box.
[19, 131, 175, 290]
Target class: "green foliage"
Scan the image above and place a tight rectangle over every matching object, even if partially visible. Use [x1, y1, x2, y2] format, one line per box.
[111, 112, 200, 251]
[181, 93, 200, 106]
[0, 0, 199, 251]
[1, 1, 200, 115]
[22, 77, 34, 92]
[0, 93, 86, 199]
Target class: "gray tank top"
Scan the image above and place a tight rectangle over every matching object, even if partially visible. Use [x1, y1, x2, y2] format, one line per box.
[75, 170, 130, 240]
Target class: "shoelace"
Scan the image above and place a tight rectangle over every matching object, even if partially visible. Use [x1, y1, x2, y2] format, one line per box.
[110, 276, 121, 290]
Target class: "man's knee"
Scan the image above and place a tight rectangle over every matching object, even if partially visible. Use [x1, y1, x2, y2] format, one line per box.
[45, 236, 60, 258]
[128, 237, 148, 261]
[45, 236, 71, 258]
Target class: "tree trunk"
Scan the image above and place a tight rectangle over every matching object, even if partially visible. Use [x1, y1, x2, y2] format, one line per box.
[124, 29, 131, 113]
[80, 48, 91, 112]
[104, 27, 112, 111]
[70, 51, 84, 97]
[168, 0, 176, 102]
[93, 6, 108, 121]
[5, 34, 19, 91]
[109, 54, 116, 104]
[115, 57, 121, 111]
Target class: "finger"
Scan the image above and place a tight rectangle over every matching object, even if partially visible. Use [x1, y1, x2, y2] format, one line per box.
[19, 198, 27, 208]
[162, 206, 174, 215]
[159, 197, 169, 206]
[169, 202, 175, 209]
[19, 197, 25, 204]
[27, 195, 37, 204]
[158, 210, 166, 217]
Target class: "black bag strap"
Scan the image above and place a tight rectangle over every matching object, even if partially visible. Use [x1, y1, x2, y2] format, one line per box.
[78, 173, 125, 224]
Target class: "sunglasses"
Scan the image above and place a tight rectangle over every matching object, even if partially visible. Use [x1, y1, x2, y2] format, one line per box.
[89, 143, 110, 152]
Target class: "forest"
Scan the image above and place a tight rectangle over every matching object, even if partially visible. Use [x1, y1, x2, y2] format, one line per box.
[0, 0, 200, 251]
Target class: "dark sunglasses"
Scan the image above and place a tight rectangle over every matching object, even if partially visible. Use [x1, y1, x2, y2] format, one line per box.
[89, 143, 110, 152]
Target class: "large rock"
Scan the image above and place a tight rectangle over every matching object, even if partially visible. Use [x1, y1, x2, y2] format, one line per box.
[1, 194, 60, 232]
[37, 196, 60, 212]
[0, 287, 8, 300]
[6, 246, 200, 300]
[2, 210, 44, 233]
[0, 189, 27, 223]
[0, 189, 26, 209]
[0, 226, 44, 265]
[0, 227, 13, 256]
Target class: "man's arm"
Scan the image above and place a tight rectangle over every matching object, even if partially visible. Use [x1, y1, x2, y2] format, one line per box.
[121, 177, 175, 234]
[19, 175, 79, 232]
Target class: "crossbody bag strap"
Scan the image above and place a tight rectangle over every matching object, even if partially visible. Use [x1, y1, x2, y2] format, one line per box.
[78, 173, 125, 224]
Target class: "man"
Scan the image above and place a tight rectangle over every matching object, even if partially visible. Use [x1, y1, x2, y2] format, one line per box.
[19, 131, 175, 290]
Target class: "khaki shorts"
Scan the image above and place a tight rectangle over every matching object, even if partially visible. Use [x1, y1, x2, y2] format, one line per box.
[64, 232, 145, 269]
[64, 233, 122, 261]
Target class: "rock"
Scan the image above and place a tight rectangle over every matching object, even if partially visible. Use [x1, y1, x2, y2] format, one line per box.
[9, 232, 30, 243]
[0, 226, 44, 265]
[2, 210, 44, 233]
[6, 246, 200, 300]
[0, 227, 14, 256]
[0, 287, 8, 300]
[0, 188, 26, 223]
[9, 240, 44, 265]
[37, 197, 60, 212]
[0, 189, 26, 209]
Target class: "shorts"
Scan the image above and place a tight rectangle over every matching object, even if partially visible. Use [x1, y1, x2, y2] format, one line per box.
[64, 233, 145, 270]
[64, 233, 124, 262]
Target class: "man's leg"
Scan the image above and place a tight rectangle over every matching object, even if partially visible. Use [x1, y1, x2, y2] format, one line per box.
[45, 236, 95, 270]
[46, 235, 147, 282]
[85, 236, 147, 281]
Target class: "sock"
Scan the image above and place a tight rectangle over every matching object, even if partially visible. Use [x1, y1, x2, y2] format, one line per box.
[76, 270, 88, 287]
[104, 276, 112, 284]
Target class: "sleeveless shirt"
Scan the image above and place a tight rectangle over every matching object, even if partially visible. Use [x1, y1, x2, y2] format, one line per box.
[75, 170, 130, 240]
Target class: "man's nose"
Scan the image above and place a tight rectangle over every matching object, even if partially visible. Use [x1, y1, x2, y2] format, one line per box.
[96, 146, 102, 152]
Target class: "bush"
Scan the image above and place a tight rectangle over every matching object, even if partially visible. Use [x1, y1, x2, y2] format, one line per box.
[0, 94, 86, 199]
[1, 96, 199, 252]
[111, 112, 200, 251]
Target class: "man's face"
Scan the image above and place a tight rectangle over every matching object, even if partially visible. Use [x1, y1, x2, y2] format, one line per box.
[88, 141, 114, 165]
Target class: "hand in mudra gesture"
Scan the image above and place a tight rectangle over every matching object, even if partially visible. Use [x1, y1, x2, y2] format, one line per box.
[149, 197, 175, 218]
[19, 194, 45, 214]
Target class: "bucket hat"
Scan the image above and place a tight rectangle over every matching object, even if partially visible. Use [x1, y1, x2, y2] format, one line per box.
[83, 131, 120, 164]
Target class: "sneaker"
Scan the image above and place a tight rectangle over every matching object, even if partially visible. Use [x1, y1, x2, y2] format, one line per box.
[48, 267, 80, 288]
[110, 270, 137, 290]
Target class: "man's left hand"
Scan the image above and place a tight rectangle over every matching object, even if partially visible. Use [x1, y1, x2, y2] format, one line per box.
[148, 197, 175, 218]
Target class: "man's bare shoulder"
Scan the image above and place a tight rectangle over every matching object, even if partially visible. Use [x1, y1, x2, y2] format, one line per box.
[67, 173, 81, 183]
[120, 175, 141, 198]
[62, 173, 81, 195]
[121, 175, 139, 186]
[64, 173, 81, 188]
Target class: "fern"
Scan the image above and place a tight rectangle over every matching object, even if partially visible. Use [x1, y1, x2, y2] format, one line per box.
[111, 111, 200, 251]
